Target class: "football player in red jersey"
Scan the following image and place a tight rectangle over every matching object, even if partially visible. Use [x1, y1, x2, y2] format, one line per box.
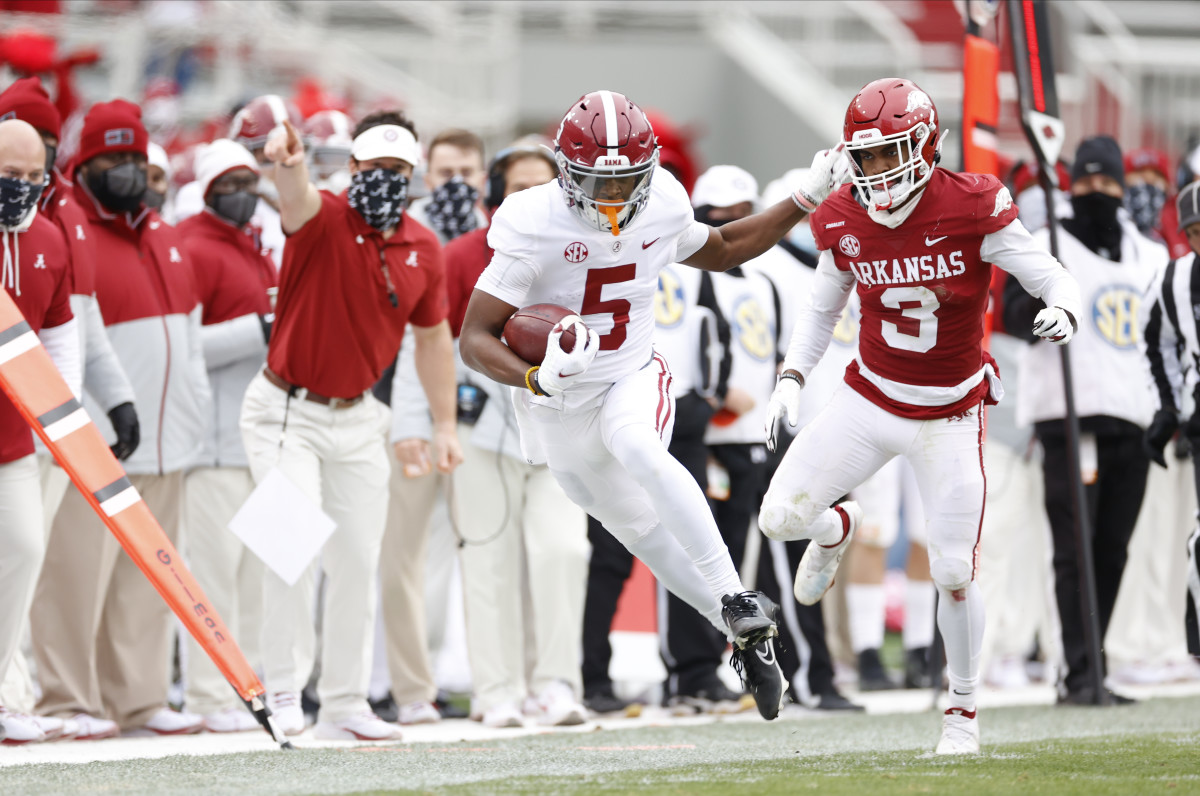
[758, 78, 1082, 753]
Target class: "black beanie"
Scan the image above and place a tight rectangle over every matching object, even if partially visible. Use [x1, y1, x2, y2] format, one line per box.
[1071, 135, 1125, 190]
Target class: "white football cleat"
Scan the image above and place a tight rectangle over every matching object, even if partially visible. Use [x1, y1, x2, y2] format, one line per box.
[794, 501, 863, 605]
[203, 707, 260, 733]
[482, 701, 525, 729]
[0, 707, 47, 744]
[935, 707, 981, 755]
[313, 711, 402, 741]
[139, 707, 204, 735]
[267, 692, 307, 736]
[396, 701, 441, 726]
[533, 681, 587, 727]
[70, 713, 120, 741]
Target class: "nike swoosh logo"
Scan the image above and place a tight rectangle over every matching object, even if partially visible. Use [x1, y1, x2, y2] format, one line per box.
[642, 237, 661, 249]
[925, 235, 948, 246]
[756, 642, 776, 667]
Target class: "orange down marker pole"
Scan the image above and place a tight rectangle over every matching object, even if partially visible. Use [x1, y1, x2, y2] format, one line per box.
[0, 289, 291, 748]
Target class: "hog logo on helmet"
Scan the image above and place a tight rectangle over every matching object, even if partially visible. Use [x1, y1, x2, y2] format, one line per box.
[842, 78, 943, 212]
[554, 90, 659, 236]
[229, 95, 302, 151]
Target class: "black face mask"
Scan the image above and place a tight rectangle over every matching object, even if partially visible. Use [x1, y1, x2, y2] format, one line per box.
[142, 188, 166, 212]
[86, 161, 147, 213]
[1067, 192, 1124, 260]
[347, 168, 408, 230]
[1124, 183, 1167, 235]
[425, 177, 479, 240]
[209, 191, 257, 228]
[0, 177, 43, 228]
[693, 205, 731, 227]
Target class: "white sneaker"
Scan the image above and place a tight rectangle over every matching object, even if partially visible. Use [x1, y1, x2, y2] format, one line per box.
[27, 714, 69, 741]
[267, 692, 306, 736]
[534, 681, 587, 727]
[935, 707, 980, 755]
[482, 701, 525, 728]
[397, 701, 441, 726]
[794, 501, 862, 605]
[313, 711, 402, 741]
[71, 713, 120, 741]
[139, 707, 204, 735]
[0, 707, 47, 744]
[203, 707, 260, 733]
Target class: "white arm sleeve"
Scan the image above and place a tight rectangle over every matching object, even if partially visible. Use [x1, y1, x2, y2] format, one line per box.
[200, 312, 267, 370]
[781, 250, 856, 379]
[38, 318, 82, 399]
[982, 219, 1082, 322]
[74, 293, 135, 411]
[673, 220, 711, 263]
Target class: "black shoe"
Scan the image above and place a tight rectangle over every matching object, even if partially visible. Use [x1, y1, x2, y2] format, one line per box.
[904, 646, 935, 689]
[857, 648, 897, 691]
[721, 591, 779, 649]
[433, 691, 470, 719]
[368, 694, 398, 723]
[584, 689, 631, 715]
[1057, 687, 1137, 706]
[730, 635, 787, 721]
[666, 678, 747, 715]
[812, 691, 865, 712]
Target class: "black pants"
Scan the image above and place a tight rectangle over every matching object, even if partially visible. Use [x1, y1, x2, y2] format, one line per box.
[1036, 418, 1150, 696]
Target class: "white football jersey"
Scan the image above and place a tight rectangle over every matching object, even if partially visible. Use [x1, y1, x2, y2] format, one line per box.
[478, 168, 708, 387]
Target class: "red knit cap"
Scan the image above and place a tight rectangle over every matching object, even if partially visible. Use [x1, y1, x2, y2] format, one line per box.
[76, 99, 148, 166]
[0, 76, 62, 138]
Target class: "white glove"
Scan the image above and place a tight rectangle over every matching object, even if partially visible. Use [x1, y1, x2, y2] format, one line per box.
[536, 316, 600, 396]
[792, 144, 849, 212]
[1032, 306, 1074, 345]
[764, 374, 804, 453]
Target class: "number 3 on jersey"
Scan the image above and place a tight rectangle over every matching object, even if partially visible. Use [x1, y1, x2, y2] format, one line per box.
[583, 264, 635, 350]
[879, 286, 939, 353]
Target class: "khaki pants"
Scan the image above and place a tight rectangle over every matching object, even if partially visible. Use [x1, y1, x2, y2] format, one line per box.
[0, 456, 46, 692]
[32, 471, 183, 727]
[454, 429, 589, 712]
[183, 466, 264, 715]
[240, 372, 390, 722]
[378, 452, 446, 705]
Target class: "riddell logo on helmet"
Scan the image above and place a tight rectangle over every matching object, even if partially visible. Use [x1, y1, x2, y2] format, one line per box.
[104, 128, 135, 146]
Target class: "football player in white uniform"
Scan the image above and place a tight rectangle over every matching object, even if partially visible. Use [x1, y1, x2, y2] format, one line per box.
[460, 90, 845, 720]
[758, 78, 1082, 752]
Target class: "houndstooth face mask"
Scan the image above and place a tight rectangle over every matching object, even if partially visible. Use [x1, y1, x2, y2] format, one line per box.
[424, 177, 479, 240]
[348, 167, 409, 231]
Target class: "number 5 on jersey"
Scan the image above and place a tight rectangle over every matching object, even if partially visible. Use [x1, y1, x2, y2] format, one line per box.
[583, 264, 635, 350]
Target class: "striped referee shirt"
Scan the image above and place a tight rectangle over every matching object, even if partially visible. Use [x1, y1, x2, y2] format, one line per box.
[1144, 251, 1200, 415]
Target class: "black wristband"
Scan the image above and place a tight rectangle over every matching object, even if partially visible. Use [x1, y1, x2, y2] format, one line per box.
[779, 370, 804, 388]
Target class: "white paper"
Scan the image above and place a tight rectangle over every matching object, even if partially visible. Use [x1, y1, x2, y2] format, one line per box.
[228, 467, 336, 586]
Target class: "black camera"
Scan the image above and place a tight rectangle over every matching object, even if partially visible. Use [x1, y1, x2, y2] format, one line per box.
[457, 383, 488, 425]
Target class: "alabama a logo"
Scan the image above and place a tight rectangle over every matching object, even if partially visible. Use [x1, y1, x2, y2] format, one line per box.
[839, 234, 861, 258]
[564, 242, 588, 263]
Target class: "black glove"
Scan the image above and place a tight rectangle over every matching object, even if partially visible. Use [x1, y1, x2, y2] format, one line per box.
[1144, 408, 1179, 468]
[108, 401, 140, 461]
[259, 312, 274, 344]
[1186, 408, 1200, 447]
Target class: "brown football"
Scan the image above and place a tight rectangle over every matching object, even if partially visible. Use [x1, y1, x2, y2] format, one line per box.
[503, 303, 581, 364]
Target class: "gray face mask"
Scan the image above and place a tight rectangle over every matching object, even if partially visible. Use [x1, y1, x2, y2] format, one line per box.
[209, 190, 258, 228]
[142, 188, 166, 212]
[86, 161, 147, 213]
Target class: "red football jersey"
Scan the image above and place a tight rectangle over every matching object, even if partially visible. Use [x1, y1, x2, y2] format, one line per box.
[810, 169, 1018, 419]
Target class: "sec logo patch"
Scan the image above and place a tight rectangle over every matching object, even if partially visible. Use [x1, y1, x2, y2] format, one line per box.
[839, 234, 861, 257]
[1091, 285, 1141, 349]
[564, 242, 588, 263]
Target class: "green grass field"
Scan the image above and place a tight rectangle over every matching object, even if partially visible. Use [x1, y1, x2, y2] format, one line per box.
[4, 697, 1199, 795]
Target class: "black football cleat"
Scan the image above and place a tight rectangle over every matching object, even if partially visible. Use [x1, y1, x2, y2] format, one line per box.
[721, 591, 779, 649]
[731, 635, 788, 720]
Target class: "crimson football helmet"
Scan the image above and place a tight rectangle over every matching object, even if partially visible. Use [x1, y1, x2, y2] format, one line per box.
[554, 90, 658, 236]
[842, 78, 943, 211]
[303, 109, 354, 181]
[229, 95, 302, 153]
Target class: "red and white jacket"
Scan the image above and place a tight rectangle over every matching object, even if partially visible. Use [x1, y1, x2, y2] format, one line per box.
[73, 178, 211, 475]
